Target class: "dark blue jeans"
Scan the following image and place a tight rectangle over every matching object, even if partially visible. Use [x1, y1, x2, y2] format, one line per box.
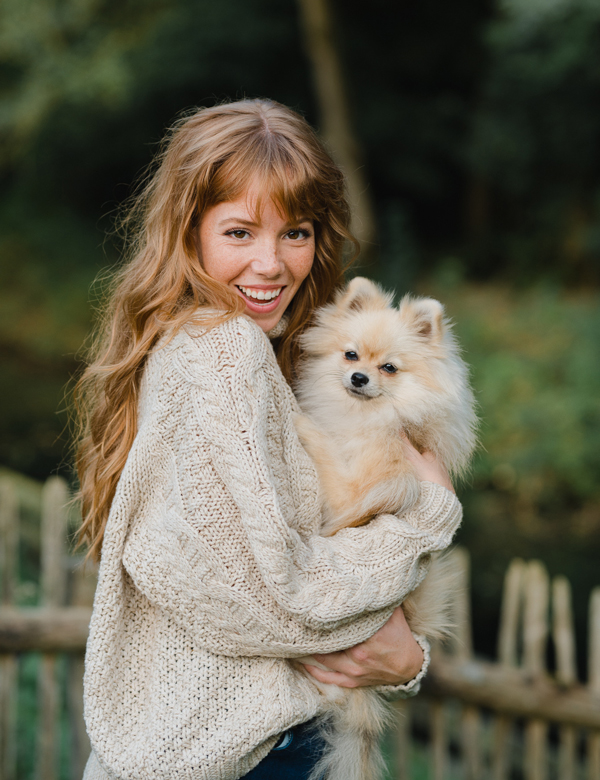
[242, 719, 325, 780]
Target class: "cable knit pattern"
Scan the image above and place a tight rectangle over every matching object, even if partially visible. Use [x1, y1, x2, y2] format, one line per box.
[83, 315, 462, 780]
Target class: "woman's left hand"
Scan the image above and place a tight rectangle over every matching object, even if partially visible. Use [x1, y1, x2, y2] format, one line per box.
[301, 605, 423, 688]
[400, 432, 455, 493]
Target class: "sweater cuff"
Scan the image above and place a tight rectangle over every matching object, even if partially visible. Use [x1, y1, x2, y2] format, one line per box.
[409, 482, 462, 535]
[373, 634, 431, 700]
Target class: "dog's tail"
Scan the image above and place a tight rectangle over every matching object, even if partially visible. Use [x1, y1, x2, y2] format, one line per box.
[309, 689, 390, 780]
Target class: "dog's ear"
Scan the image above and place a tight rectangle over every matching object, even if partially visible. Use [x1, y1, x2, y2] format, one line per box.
[399, 296, 445, 341]
[334, 277, 392, 313]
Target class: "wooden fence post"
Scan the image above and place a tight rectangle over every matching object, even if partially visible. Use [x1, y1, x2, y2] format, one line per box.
[493, 558, 526, 780]
[391, 698, 410, 780]
[0, 476, 19, 780]
[523, 561, 550, 780]
[36, 476, 69, 780]
[68, 553, 95, 780]
[0, 477, 19, 607]
[430, 699, 447, 780]
[588, 588, 600, 780]
[425, 548, 471, 780]
[553, 576, 578, 780]
[498, 558, 525, 668]
[553, 577, 577, 687]
[451, 550, 483, 780]
[452, 547, 473, 661]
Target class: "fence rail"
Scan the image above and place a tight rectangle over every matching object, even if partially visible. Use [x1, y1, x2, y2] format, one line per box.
[424, 656, 600, 730]
[1, 472, 600, 779]
[0, 608, 92, 653]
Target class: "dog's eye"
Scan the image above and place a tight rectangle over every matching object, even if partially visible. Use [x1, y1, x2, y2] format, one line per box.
[344, 351, 359, 361]
[380, 363, 397, 374]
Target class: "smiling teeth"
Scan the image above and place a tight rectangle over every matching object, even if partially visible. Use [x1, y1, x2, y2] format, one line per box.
[238, 286, 282, 301]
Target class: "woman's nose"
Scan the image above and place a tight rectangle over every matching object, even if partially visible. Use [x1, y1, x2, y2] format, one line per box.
[251, 239, 283, 277]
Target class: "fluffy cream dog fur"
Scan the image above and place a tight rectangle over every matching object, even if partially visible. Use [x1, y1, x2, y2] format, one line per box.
[293, 277, 478, 780]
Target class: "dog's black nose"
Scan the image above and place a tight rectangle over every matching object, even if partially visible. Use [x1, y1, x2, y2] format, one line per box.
[351, 372, 369, 388]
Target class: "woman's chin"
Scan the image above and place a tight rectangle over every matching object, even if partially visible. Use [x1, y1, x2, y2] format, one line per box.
[244, 302, 289, 332]
[244, 308, 282, 333]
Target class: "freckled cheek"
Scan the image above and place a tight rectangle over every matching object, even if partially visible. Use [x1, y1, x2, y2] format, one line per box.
[203, 248, 250, 285]
[292, 248, 316, 286]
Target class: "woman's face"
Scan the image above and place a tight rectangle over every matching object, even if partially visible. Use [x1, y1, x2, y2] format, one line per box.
[197, 185, 315, 332]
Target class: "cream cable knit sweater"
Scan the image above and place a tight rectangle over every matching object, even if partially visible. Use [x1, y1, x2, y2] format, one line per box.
[82, 315, 463, 780]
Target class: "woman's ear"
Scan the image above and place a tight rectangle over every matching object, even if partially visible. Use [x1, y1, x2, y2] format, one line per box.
[334, 277, 392, 313]
[398, 296, 445, 341]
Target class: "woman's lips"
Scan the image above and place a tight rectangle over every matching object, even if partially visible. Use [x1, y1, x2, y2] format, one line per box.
[236, 285, 285, 313]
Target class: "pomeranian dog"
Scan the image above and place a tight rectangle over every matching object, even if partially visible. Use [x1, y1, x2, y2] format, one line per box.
[293, 277, 478, 780]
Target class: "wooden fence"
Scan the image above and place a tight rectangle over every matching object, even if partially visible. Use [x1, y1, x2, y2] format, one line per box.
[0, 473, 96, 780]
[390, 551, 600, 780]
[1, 472, 599, 780]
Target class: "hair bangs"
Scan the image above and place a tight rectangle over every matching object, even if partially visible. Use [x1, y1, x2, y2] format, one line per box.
[206, 132, 324, 226]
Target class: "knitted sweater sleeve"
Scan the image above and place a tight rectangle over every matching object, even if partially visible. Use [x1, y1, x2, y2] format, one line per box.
[122, 319, 462, 657]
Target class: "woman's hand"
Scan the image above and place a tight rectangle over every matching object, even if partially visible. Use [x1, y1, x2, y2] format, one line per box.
[301, 606, 423, 688]
[401, 433, 455, 493]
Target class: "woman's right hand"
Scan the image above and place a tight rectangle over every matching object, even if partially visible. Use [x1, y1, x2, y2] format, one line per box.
[301, 605, 423, 688]
[400, 433, 455, 493]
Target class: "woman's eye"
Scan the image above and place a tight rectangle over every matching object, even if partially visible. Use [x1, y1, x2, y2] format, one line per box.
[344, 351, 359, 361]
[381, 363, 397, 374]
[286, 228, 310, 240]
[227, 229, 250, 239]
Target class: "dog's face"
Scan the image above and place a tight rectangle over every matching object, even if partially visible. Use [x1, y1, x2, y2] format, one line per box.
[297, 277, 477, 476]
[337, 324, 410, 401]
[300, 277, 451, 415]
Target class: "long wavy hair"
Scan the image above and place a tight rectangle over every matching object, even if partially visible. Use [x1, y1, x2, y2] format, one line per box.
[74, 98, 357, 560]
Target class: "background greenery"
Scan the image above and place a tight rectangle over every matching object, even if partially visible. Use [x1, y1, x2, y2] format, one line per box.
[1, 0, 599, 670]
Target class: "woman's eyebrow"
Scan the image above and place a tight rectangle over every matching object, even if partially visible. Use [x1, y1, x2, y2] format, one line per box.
[281, 216, 313, 227]
[217, 217, 259, 227]
[217, 216, 313, 228]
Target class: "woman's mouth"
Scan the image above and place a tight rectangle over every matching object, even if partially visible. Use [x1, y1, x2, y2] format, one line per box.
[236, 285, 285, 313]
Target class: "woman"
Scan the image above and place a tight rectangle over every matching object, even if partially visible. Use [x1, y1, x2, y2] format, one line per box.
[77, 98, 462, 779]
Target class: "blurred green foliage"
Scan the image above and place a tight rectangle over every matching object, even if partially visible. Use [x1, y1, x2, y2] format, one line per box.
[448, 281, 600, 508]
[469, 0, 600, 281]
[423, 271, 600, 661]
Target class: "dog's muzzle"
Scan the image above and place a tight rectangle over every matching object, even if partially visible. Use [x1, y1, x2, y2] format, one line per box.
[351, 372, 369, 388]
[344, 372, 380, 399]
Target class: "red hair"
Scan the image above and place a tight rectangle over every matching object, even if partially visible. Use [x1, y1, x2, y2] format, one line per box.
[74, 98, 356, 560]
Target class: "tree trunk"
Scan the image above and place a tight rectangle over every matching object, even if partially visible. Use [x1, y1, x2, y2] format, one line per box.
[296, 0, 377, 263]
